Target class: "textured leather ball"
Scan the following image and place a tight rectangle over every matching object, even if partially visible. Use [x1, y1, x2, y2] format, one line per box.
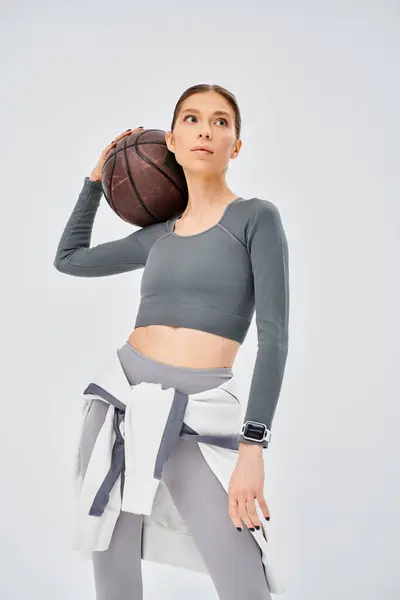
[101, 128, 188, 227]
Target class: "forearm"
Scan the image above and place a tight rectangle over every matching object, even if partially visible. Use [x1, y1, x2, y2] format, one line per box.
[239, 339, 289, 447]
[53, 177, 103, 270]
[241, 200, 290, 450]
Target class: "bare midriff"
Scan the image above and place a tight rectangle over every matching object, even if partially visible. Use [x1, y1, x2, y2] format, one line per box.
[127, 325, 241, 369]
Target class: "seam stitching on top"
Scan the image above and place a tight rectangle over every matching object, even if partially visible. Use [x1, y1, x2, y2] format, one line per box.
[141, 301, 250, 322]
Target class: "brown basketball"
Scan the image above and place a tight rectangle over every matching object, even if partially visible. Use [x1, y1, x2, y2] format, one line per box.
[101, 128, 188, 227]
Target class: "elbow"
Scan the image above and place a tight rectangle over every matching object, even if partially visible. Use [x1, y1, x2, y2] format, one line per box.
[53, 254, 74, 275]
[53, 255, 63, 272]
[53, 245, 80, 275]
[52, 253, 101, 278]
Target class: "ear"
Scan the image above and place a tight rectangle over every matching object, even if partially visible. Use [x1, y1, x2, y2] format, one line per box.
[165, 131, 174, 153]
[231, 139, 242, 158]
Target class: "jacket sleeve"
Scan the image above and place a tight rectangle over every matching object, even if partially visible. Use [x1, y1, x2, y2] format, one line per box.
[239, 200, 290, 448]
[53, 177, 168, 277]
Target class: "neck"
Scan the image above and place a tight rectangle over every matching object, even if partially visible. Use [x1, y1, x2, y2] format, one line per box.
[182, 174, 237, 219]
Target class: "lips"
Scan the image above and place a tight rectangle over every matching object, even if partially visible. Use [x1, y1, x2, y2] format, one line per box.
[191, 146, 213, 153]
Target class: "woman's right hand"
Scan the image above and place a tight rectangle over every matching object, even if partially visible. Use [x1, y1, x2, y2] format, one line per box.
[89, 126, 144, 182]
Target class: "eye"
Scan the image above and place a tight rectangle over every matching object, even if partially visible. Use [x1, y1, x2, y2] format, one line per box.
[184, 115, 228, 126]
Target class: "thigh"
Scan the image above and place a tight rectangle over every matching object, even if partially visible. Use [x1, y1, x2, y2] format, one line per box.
[161, 439, 271, 600]
[79, 399, 144, 600]
[92, 510, 144, 600]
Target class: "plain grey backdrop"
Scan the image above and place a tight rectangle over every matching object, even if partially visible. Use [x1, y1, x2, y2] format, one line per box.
[1, 1, 399, 599]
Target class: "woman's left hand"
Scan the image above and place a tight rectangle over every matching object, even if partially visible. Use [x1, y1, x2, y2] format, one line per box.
[227, 448, 270, 530]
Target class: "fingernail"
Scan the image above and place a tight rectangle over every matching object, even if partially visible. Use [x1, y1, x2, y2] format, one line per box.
[266, 517, 270, 521]
[249, 527, 255, 532]
[236, 527, 242, 532]
[255, 526, 260, 530]
[126, 129, 132, 131]
[111, 140, 115, 143]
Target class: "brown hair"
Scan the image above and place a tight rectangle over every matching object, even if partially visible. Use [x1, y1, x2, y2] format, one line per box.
[170, 84, 241, 141]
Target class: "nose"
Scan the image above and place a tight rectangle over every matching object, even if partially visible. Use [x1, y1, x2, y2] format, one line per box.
[198, 128, 211, 139]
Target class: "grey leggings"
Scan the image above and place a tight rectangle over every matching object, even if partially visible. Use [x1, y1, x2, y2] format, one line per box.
[79, 341, 271, 600]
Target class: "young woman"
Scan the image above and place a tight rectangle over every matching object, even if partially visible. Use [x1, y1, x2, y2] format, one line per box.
[54, 83, 290, 600]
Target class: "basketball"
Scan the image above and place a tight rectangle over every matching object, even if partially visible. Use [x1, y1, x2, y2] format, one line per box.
[101, 128, 188, 227]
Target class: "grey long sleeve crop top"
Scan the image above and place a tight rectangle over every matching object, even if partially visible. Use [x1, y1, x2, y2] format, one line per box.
[53, 176, 290, 448]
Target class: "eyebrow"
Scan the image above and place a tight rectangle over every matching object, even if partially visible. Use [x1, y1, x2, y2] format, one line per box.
[180, 108, 232, 119]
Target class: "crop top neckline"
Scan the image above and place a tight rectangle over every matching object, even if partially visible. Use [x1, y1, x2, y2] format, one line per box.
[170, 196, 244, 238]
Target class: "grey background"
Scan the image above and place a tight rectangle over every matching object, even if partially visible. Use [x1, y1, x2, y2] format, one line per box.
[1, 1, 399, 599]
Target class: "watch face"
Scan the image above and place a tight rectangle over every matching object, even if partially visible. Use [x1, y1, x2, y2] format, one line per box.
[245, 422, 265, 441]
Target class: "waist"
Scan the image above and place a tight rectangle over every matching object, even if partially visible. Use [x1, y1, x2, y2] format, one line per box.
[134, 301, 250, 347]
[117, 340, 234, 395]
[128, 324, 241, 369]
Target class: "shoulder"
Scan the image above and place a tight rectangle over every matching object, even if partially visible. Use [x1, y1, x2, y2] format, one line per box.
[249, 197, 282, 217]
[239, 198, 288, 253]
[132, 219, 170, 251]
[227, 196, 280, 219]
[242, 197, 284, 232]
[220, 196, 284, 246]
[140, 219, 170, 233]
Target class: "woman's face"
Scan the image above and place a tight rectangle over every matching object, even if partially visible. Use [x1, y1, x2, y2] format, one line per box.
[165, 91, 241, 174]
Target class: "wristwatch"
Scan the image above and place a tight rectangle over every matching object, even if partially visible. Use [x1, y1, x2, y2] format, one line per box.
[241, 421, 272, 444]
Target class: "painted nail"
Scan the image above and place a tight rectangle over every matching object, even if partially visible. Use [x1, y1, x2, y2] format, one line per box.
[236, 527, 242, 532]
[255, 526, 260, 530]
[126, 129, 132, 131]
[249, 527, 255, 532]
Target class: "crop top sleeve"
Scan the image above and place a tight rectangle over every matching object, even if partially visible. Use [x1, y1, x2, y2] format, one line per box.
[238, 201, 290, 448]
[53, 177, 168, 277]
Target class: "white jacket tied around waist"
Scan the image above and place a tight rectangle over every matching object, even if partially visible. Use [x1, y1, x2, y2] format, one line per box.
[72, 347, 286, 595]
